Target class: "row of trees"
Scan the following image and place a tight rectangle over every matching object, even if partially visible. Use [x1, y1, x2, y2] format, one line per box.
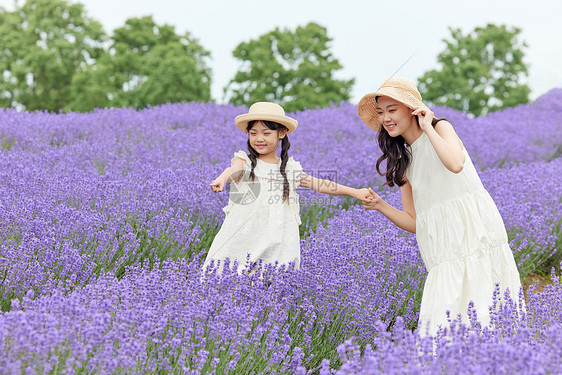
[0, 0, 530, 115]
[0, 0, 212, 112]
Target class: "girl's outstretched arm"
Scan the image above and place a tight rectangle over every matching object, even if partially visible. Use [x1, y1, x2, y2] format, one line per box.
[210, 158, 245, 193]
[363, 182, 416, 233]
[299, 172, 371, 201]
[412, 106, 466, 173]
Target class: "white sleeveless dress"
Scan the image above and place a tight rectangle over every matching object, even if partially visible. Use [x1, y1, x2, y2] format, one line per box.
[406, 132, 522, 335]
[203, 151, 303, 273]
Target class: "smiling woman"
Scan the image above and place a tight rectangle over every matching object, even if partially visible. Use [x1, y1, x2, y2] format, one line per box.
[358, 77, 523, 336]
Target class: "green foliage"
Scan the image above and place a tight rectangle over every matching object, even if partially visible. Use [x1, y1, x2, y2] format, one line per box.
[1, 135, 16, 150]
[225, 22, 354, 112]
[507, 210, 562, 279]
[541, 214, 562, 275]
[418, 24, 530, 116]
[0, 0, 106, 111]
[0, 2, 211, 112]
[299, 195, 362, 239]
[68, 16, 212, 111]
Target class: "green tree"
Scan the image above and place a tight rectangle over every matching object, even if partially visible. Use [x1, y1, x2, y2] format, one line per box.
[225, 22, 354, 112]
[418, 24, 530, 116]
[68, 16, 212, 111]
[0, 0, 106, 111]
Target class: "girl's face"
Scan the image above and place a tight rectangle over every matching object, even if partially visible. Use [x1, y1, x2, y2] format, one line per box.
[248, 121, 286, 159]
[375, 96, 416, 137]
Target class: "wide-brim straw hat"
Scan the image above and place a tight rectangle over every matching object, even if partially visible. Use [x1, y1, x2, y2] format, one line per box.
[357, 77, 426, 131]
[235, 102, 298, 134]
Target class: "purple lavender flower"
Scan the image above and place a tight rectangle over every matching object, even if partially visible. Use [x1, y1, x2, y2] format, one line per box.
[0, 89, 560, 372]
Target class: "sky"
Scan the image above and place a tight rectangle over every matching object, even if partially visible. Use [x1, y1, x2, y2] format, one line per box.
[2, 0, 562, 104]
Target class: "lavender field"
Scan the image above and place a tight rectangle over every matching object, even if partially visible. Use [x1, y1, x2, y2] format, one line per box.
[0, 90, 561, 374]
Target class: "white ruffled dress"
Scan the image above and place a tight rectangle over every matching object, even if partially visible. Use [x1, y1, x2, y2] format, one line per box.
[406, 132, 522, 335]
[204, 151, 303, 273]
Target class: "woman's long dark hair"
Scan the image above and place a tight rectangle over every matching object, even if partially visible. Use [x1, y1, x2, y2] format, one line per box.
[377, 117, 446, 187]
[246, 120, 291, 203]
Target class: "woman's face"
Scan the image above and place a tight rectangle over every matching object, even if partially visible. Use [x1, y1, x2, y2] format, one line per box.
[375, 96, 415, 137]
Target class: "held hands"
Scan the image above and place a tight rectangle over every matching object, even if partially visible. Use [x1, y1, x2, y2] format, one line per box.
[411, 105, 434, 132]
[210, 178, 226, 193]
[354, 188, 373, 202]
[361, 187, 384, 211]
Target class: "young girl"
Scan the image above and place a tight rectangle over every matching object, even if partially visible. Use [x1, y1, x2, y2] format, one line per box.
[357, 77, 522, 335]
[204, 101, 370, 274]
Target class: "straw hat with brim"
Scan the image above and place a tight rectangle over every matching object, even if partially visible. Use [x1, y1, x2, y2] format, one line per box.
[357, 77, 429, 131]
[235, 102, 298, 134]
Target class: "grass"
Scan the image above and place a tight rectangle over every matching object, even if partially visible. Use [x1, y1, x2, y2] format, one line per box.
[507, 214, 561, 280]
[1, 135, 15, 151]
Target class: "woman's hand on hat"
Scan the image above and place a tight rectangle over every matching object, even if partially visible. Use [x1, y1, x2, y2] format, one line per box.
[210, 179, 225, 193]
[412, 105, 434, 132]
